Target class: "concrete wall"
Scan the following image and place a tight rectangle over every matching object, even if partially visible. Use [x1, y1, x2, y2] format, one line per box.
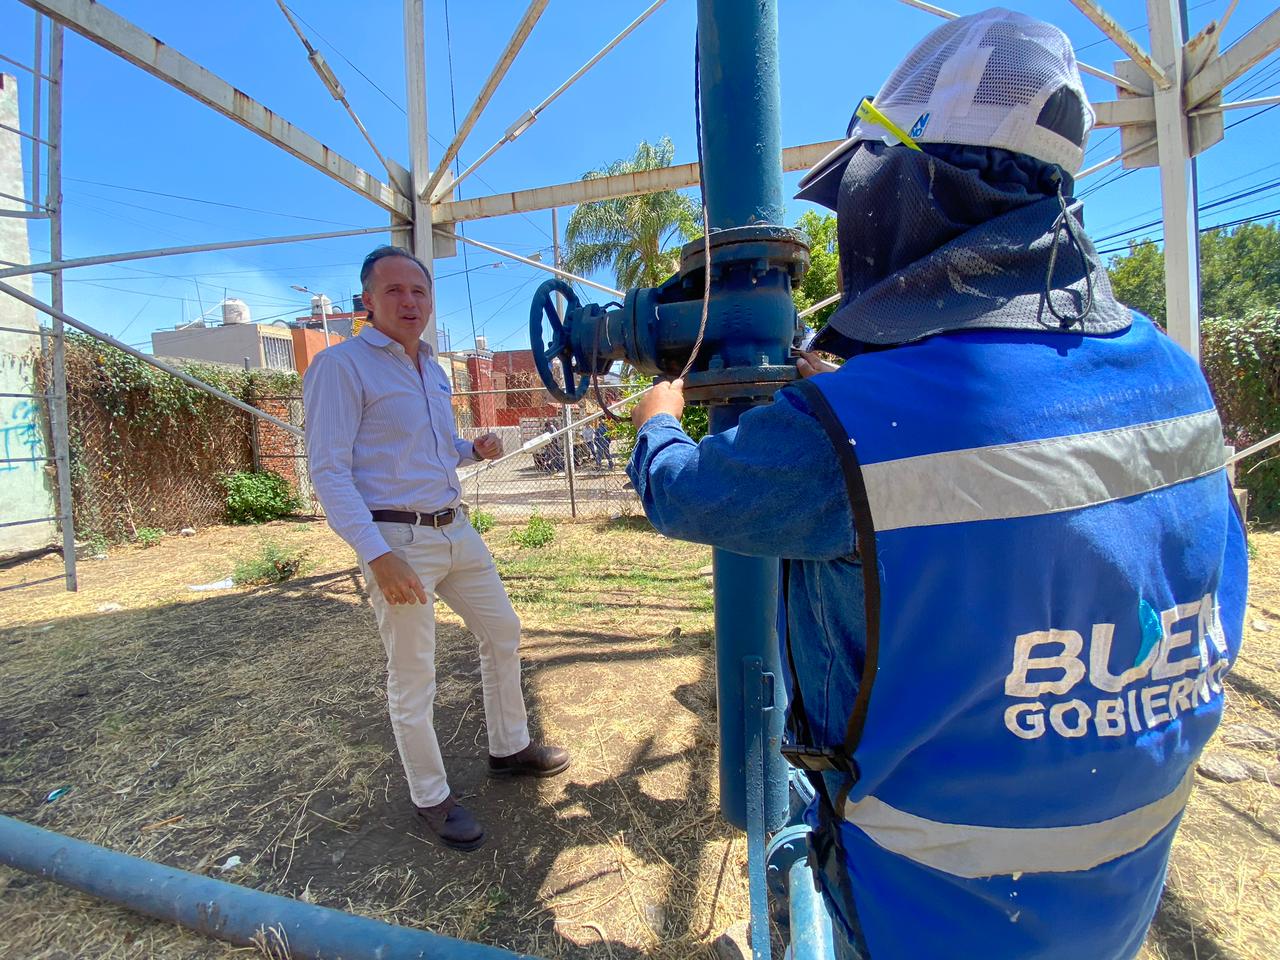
[151, 324, 294, 370]
[0, 74, 57, 555]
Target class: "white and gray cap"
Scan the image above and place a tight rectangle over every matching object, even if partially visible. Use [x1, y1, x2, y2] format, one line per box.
[797, 7, 1094, 206]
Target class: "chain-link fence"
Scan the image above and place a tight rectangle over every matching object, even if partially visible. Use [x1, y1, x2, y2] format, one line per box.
[52, 342, 641, 542]
[56, 347, 262, 541]
[453, 386, 642, 522]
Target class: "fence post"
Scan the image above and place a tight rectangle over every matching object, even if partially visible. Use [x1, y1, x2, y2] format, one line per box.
[244, 359, 260, 472]
[563, 403, 577, 519]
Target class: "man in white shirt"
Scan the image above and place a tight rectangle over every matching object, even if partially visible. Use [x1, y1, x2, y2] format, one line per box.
[303, 245, 570, 851]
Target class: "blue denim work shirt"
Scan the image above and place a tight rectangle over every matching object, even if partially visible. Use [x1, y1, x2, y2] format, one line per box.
[627, 388, 869, 752]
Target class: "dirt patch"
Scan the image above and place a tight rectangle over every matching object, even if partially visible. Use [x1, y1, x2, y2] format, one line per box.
[0, 519, 1277, 959]
[0, 519, 738, 959]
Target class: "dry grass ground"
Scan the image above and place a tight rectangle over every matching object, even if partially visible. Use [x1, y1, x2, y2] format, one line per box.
[0, 519, 1276, 959]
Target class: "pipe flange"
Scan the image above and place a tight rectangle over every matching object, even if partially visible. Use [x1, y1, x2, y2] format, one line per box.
[679, 226, 810, 284]
[682, 364, 798, 404]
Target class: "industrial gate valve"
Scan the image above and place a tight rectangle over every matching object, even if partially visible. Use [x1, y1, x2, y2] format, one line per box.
[529, 225, 811, 405]
[528, 278, 614, 403]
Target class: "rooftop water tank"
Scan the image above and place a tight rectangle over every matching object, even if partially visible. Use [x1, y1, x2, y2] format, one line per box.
[221, 299, 251, 325]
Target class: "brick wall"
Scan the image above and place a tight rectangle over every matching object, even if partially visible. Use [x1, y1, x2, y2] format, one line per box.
[250, 395, 313, 509]
[465, 354, 498, 427]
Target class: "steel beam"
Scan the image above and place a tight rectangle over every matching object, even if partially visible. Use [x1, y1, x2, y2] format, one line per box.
[47, 20, 75, 590]
[436, 229, 622, 297]
[1093, 97, 1156, 126]
[434, 139, 842, 224]
[0, 225, 387, 281]
[1149, 0, 1200, 359]
[436, 0, 670, 201]
[1190, 93, 1280, 114]
[1067, 0, 1170, 88]
[31, 16, 42, 215]
[1185, 8, 1280, 107]
[274, 0, 400, 186]
[430, 98, 1151, 227]
[16, 0, 411, 218]
[420, 0, 549, 202]
[402, 0, 438, 346]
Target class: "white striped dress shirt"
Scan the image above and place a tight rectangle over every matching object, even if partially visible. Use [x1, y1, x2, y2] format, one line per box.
[303, 326, 476, 563]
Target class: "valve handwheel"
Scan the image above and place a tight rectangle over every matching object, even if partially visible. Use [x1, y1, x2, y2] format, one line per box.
[528, 278, 588, 403]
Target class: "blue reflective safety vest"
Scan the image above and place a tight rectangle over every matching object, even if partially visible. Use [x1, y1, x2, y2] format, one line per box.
[787, 314, 1248, 960]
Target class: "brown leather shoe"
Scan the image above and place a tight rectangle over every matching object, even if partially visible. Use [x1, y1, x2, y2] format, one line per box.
[415, 794, 485, 851]
[488, 742, 571, 778]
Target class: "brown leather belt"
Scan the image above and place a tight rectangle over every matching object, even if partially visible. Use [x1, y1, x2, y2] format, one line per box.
[371, 508, 457, 528]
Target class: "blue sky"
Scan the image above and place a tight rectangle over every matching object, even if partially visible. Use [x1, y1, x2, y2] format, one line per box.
[0, 0, 1277, 356]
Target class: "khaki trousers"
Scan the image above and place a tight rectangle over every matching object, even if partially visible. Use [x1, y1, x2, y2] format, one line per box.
[361, 517, 530, 807]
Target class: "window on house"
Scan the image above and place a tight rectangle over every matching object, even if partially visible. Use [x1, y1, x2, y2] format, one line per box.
[263, 336, 296, 371]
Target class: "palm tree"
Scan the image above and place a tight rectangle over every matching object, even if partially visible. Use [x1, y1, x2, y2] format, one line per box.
[563, 137, 701, 291]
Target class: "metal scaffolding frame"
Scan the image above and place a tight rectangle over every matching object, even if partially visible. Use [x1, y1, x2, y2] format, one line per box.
[1, 3, 1279, 955]
[1, 14, 74, 589]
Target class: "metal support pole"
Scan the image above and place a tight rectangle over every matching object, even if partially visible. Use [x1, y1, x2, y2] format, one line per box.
[562, 403, 577, 519]
[551, 208, 565, 324]
[31, 15, 42, 213]
[699, 0, 788, 835]
[1149, 0, 1201, 358]
[245, 359, 260, 472]
[402, 0, 436, 350]
[319, 295, 332, 347]
[437, 229, 622, 297]
[46, 22, 74, 591]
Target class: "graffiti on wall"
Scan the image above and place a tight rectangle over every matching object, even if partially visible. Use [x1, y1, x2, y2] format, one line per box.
[0, 399, 44, 472]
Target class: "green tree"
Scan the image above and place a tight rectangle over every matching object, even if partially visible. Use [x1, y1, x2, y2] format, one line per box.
[564, 138, 701, 290]
[1106, 239, 1167, 324]
[1107, 221, 1280, 324]
[793, 210, 840, 331]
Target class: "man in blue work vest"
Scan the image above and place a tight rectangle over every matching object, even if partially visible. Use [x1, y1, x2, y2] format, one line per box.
[627, 9, 1247, 959]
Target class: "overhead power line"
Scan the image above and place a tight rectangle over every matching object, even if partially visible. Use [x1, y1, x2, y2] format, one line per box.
[1096, 207, 1280, 257]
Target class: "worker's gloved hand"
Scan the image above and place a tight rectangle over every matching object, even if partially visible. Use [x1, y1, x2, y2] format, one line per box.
[369, 551, 429, 605]
[796, 351, 840, 378]
[632, 379, 685, 429]
[473, 432, 503, 460]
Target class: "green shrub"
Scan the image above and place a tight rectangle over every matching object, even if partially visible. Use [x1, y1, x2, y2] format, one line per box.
[136, 527, 164, 547]
[510, 513, 555, 549]
[221, 470, 301, 524]
[233, 541, 309, 585]
[1201, 309, 1280, 520]
[470, 509, 497, 535]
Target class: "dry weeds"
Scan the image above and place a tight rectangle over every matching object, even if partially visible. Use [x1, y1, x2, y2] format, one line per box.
[0, 519, 1276, 959]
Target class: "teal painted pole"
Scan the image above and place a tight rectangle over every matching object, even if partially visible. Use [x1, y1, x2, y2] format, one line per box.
[697, 0, 789, 832]
[696, 2, 785, 227]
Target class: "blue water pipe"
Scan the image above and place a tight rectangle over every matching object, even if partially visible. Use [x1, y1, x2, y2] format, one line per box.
[526, 2, 822, 956]
[0, 815, 534, 959]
